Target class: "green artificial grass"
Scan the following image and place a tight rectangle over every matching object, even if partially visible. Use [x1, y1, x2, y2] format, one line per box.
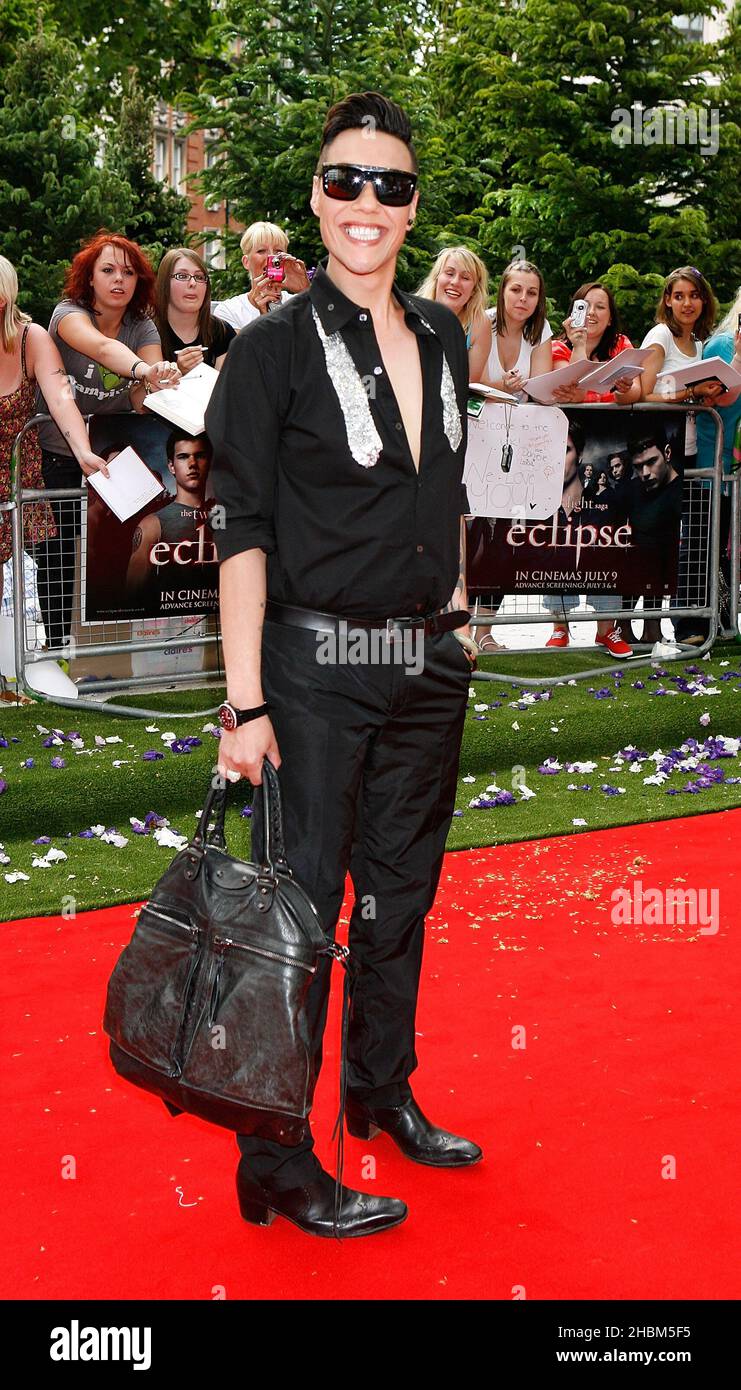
[2, 642, 741, 919]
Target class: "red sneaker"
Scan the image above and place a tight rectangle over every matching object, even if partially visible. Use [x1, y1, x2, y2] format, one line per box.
[595, 627, 632, 659]
[546, 626, 569, 648]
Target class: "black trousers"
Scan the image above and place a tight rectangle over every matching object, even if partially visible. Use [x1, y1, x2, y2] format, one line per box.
[34, 450, 83, 650]
[236, 619, 471, 1184]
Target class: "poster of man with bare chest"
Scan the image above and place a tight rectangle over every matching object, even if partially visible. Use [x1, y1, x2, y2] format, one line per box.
[466, 407, 689, 599]
[82, 414, 220, 622]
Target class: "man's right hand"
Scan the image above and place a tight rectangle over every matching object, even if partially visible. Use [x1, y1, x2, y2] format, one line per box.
[217, 715, 281, 787]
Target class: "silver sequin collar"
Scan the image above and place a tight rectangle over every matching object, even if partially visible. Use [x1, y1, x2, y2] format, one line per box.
[311, 305, 463, 466]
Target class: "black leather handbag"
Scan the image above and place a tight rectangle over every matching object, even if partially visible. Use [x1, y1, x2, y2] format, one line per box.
[103, 760, 349, 1144]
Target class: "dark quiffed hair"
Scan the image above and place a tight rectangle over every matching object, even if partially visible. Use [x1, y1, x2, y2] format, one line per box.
[657, 265, 717, 342]
[627, 423, 670, 458]
[559, 282, 621, 360]
[316, 92, 418, 172]
[165, 430, 212, 465]
[63, 230, 156, 320]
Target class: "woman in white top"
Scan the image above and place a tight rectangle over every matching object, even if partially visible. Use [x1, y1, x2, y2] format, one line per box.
[640, 266, 722, 453]
[471, 261, 553, 650]
[417, 247, 492, 383]
[483, 259, 553, 396]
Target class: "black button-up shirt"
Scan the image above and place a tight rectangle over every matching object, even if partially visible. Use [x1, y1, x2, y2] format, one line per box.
[205, 263, 469, 619]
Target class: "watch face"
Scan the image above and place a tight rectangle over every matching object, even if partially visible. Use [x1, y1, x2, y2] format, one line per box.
[218, 703, 238, 732]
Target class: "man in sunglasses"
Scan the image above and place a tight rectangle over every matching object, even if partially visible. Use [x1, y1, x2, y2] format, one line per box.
[207, 91, 481, 1241]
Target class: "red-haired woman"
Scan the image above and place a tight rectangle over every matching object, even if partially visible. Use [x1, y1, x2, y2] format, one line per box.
[35, 231, 179, 652]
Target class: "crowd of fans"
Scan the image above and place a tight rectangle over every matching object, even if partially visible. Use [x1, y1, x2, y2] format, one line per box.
[1, 225, 740, 682]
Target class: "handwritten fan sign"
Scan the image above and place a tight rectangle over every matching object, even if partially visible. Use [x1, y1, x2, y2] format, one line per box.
[463, 403, 569, 519]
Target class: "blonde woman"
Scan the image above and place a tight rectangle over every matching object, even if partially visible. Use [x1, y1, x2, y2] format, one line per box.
[0, 256, 108, 675]
[418, 247, 492, 382]
[213, 221, 311, 329]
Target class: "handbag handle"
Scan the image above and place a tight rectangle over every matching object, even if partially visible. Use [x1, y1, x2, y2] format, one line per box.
[193, 759, 289, 874]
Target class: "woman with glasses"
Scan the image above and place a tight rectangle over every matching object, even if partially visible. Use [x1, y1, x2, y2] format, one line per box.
[155, 248, 235, 375]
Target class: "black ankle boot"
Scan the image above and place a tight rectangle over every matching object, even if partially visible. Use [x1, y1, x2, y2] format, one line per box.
[236, 1157, 407, 1239]
[346, 1095, 482, 1167]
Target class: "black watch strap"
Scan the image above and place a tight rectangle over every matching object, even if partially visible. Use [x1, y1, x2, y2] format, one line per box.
[218, 701, 269, 731]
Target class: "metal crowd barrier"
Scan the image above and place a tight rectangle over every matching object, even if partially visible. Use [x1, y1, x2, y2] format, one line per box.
[7, 414, 222, 718]
[468, 402, 735, 686]
[3, 404, 739, 712]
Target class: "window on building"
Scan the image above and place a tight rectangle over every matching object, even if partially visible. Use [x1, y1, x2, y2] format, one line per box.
[154, 134, 168, 184]
[673, 14, 705, 42]
[204, 145, 222, 213]
[202, 233, 226, 271]
[172, 138, 187, 194]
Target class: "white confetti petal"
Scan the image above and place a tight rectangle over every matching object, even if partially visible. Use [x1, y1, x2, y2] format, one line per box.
[153, 827, 188, 850]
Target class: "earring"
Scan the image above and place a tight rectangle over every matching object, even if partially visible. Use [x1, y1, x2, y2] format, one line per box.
[407, 217, 415, 228]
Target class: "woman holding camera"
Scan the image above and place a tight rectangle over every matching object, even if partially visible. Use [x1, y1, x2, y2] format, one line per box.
[154, 248, 235, 375]
[550, 282, 640, 406]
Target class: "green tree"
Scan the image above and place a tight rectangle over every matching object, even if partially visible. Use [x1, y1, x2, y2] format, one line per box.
[181, 0, 477, 294]
[0, 29, 132, 324]
[104, 70, 190, 265]
[0, 0, 40, 77]
[44, 0, 223, 117]
[435, 0, 741, 334]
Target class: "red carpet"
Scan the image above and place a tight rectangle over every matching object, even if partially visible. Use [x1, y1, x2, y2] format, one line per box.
[2, 811, 740, 1301]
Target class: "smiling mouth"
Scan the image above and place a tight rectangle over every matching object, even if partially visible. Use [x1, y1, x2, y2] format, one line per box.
[343, 225, 382, 242]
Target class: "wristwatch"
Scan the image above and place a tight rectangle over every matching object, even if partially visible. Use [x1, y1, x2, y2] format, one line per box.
[217, 701, 269, 731]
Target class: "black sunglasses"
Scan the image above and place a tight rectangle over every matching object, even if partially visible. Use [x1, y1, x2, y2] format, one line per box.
[321, 163, 418, 207]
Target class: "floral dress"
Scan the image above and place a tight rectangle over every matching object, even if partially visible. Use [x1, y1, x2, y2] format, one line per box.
[0, 323, 56, 565]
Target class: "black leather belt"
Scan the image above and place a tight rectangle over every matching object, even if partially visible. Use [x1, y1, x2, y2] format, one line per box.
[265, 601, 470, 641]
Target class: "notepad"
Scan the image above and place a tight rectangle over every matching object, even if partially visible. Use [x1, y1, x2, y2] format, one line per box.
[522, 359, 595, 404]
[579, 347, 653, 390]
[656, 355, 741, 392]
[524, 347, 653, 402]
[469, 381, 520, 403]
[86, 446, 165, 523]
[143, 362, 219, 436]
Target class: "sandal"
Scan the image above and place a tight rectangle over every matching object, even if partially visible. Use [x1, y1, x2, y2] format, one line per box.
[477, 632, 508, 653]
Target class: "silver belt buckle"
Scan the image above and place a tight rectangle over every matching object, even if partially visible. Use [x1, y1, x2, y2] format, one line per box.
[385, 617, 400, 643]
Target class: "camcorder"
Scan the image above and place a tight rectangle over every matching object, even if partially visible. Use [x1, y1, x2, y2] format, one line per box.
[571, 299, 589, 330]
